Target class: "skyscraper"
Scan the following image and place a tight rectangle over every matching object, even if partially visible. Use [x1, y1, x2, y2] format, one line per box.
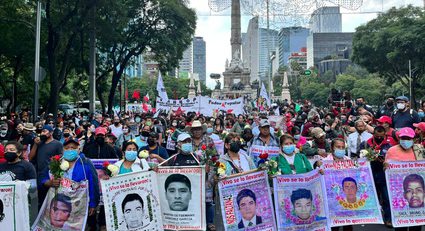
[309, 6, 342, 33]
[277, 27, 309, 67]
[193, 37, 206, 83]
[178, 42, 193, 78]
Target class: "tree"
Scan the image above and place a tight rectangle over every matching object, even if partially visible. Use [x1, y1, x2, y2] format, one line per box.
[352, 5, 425, 107]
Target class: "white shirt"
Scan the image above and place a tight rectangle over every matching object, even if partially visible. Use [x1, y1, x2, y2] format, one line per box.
[209, 133, 220, 141]
[242, 216, 257, 227]
[283, 154, 296, 174]
[347, 131, 373, 157]
[109, 124, 123, 138]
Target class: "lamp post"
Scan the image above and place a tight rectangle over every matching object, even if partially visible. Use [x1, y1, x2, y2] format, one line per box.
[33, 1, 41, 122]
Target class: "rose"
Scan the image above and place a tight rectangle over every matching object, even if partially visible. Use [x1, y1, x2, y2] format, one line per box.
[259, 152, 268, 159]
[59, 160, 70, 171]
[211, 155, 219, 163]
[52, 155, 61, 161]
[103, 161, 110, 168]
[138, 150, 149, 159]
[359, 149, 369, 158]
[201, 144, 207, 151]
[107, 165, 119, 176]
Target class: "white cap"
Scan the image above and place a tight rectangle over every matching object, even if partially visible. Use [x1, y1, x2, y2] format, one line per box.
[177, 133, 192, 142]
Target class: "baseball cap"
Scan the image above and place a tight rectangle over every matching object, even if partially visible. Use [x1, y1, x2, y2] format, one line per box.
[398, 127, 415, 138]
[396, 96, 409, 102]
[311, 127, 326, 139]
[191, 120, 202, 128]
[63, 139, 80, 147]
[177, 133, 191, 142]
[259, 119, 270, 127]
[413, 122, 425, 132]
[95, 127, 107, 135]
[42, 125, 54, 133]
[377, 116, 392, 125]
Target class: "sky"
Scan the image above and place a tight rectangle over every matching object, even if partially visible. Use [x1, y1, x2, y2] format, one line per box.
[188, 0, 422, 89]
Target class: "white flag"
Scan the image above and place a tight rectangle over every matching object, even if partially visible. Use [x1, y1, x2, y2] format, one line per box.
[260, 82, 270, 106]
[156, 71, 169, 102]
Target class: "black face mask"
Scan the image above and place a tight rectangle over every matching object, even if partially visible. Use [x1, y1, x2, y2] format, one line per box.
[242, 134, 253, 142]
[147, 138, 156, 146]
[229, 141, 241, 153]
[375, 137, 384, 144]
[96, 137, 105, 145]
[386, 101, 394, 107]
[5, 152, 18, 162]
[141, 131, 150, 137]
[63, 133, 70, 138]
[179, 124, 186, 130]
[40, 135, 48, 142]
[36, 128, 42, 134]
[114, 122, 119, 126]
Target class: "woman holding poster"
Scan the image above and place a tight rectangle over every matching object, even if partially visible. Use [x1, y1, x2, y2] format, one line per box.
[219, 133, 256, 176]
[113, 141, 149, 174]
[274, 134, 312, 175]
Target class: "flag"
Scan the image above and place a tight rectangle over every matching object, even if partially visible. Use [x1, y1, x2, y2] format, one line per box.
[143, 93, 149, 102]
[132, 90, 140, 100]
[260, 82, 270, 106]
[156, 72, 169, 102]
[125, 89, 128, 100]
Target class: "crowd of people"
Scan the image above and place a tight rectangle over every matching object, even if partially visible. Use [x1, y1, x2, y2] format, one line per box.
[0, 94, 425, 231]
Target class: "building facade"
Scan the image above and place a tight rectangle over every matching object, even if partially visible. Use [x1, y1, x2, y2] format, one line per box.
[277, 27, 309, 67]
[178, 42, 193, 78]
[193, 37, 206, 83]
[309, 6, 342, 33]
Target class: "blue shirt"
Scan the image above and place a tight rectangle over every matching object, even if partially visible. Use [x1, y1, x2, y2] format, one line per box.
[139, 145, 169, 160]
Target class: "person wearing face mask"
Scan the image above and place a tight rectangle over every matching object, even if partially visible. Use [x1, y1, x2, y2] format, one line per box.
[318, 138, 350, 162]
[82, 127, 118, 159]
[347, 120, 373, 158]
[376, 96, 396, 118]
[109, 116, 123, 139]
[113, 141, 149, 174]
[386, 127, 424, 162]
[219, 133, 255, 176]
[275, 135, 312, 175]
[391, 96, 421, 129]
[418, 109, 425, 122]
[0, 141, 36, 183]
[167, 133, 200, 167]
[139, 131, 168, 165]
[117, 125, 134, 148]
[206, 122, 220, 141]
[41, 139, 99, 221]
[230, 115, 245, 135]
[0, 123, 11, 142]
[302, 127, 331, 157]
[351, 97, 374, 116]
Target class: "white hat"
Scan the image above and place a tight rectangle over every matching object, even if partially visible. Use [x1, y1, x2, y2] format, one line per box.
[177, 133, 192, 142]
[191, 120, 202, 128]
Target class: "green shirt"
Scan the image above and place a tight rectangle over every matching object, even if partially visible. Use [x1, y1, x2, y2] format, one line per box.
[275, 153, 313, 175]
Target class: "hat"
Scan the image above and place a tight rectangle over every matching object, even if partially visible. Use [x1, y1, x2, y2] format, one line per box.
[259, 119, 270, 127]
[23, 123, 36, 131]
[413, 122, 425, 132]
[311, 127, 326, 139]
[191, 120, 202, 128]
[396, 96, 409, 102]
[48, 113, 53, 117]
[95, 127, 107, 135]
[398, 127, 415, 138]
[42, 125, 54, 133]
[63, 139, 80, 146]
[106, 133, 117, 139]
[377, 116, 392, 125]
[149, 131, 159, 139]
[177, 133, 191, 142]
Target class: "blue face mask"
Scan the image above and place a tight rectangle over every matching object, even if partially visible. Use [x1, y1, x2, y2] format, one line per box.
[282, 145, 295, 155]
[206, 128, 213, 134]
[125, 151, 138, 161]
[294, 135, 300, 140]
[419, 112, 425, 118]
[334, 149, 346, 158]
[181, 143, 193, 153]
[63, 149, 79, 161]
[400, 140, 414, 150]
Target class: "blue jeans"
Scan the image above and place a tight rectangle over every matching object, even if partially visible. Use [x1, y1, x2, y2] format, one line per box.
[206, 202, 215, 225]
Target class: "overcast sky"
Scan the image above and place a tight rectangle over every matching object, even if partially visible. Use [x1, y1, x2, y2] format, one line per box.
[188, 0, 422, 89]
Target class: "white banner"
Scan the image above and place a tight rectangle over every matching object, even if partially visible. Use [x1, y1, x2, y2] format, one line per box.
[0, 181, 30, 231]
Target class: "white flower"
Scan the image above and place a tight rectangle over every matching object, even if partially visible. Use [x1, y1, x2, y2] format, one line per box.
[60, 160, 70, 171]
[138, 150, 149, 159]
[217, 168, 226, 176]
[359, 149, 369, 158]
[107, 165, 119, 176]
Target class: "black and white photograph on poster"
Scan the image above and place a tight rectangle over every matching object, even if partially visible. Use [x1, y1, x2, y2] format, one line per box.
[101, 171, 163, 231]
[0, 182, 30, 231]
[157, 166, 206, 230]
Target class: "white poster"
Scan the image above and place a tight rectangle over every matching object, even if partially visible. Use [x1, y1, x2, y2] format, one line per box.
[0, 181, 30, 231]
[157, 166, 206, 230]
[101, 171, 163, 231]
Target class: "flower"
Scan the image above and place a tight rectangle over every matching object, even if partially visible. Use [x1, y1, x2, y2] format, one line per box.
[219, 163, 226, 170]
[59, 160, 70, 171]
[211, 155, 219, 163]
[107, 165, 119, 176]
[138, 150, 149, 159]
[217, 168, 226, 176]
[201, 144, 207, 151]
[52, 155, 61, 161]
[259, 152, 268, 159]
[359, 149, 369, 158]
[103, 161, 110, 168]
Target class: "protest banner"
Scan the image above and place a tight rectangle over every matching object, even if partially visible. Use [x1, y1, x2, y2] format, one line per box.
[322, 159, 383, 227]
[385, 161, 425, 227]
[32, 178, 88, 231]
[125, 103, 152, 113]
[268, 116, 286, 133]
[91, 159, 118, 205]
[156, 97, 200, 114]
[214, 139, 225, 156]
[0, 181, 30, 231]
[101, 171, 163, 231]
[273, 169, 329, 231]
[249, 145, 280, 166]
[157, 166, 206, 230]
[218, 170, 276, 231]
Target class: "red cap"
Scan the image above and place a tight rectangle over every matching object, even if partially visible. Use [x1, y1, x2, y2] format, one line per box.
[95, 127, 107, 135]
[398, 127, 415, 138]
[377, 116, 392, 125]
[413, 122, 425, 132]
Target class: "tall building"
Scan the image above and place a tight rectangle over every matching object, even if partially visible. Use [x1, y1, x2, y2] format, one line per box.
[178, 42, 193, 78]
[309, 6, 342, 33]
[277, 27, 309, 67]
[242, 16, 278, 82]
[124, 54, 144, 78]
[193, 37, 206, 83]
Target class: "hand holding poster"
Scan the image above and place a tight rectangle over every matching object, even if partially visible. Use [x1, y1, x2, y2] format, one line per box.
[101, 171, 163, 231]
[273, 170, 329, 231]
[218, 170, 276, 231]
[0, 181, 30, 231]
[385, 161, 425, 227]
[249, 145, 280, 166]
[32, 178, 89, 231]
[322, 159, 383, 227]
[157, 166, 206, 230]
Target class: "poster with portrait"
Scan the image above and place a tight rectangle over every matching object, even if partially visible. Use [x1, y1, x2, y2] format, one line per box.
[156, 166, 206, 230]
[0, 181, 29, 231]
[273, 169, 329, 231]
[267, 116, 286, 132]
[218, 170, 276, 231]
[214, 139, 225, 156]
[32, 178, 88, 231]
[91, 159, 118, 205]
[101, 171, 163, 231]
[385, 161, 425, 227]
[322, 159, 383, 227]
[249, 145, 280, 167]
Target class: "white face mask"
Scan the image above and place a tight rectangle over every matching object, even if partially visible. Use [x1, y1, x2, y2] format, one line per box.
[397, 103, 406, 110]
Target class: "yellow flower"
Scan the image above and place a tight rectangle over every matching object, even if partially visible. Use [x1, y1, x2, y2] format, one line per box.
[217, 168, 226, 176]
[107, 165, 119, 176]
[60, 160, 70, 171]
[240, 138, 245, 143]
[138, 150, 149, 159]
[219, 163, 226, 170]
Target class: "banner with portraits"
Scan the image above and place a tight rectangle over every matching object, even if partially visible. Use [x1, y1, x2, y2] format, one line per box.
[273, 169, 329, 231]
[322, 159, 383, 227]
[218, 170, 277, 231]
[91, 159, 118, 205]
[249, 145, 280, 167]
[0, 181, 29, 231]
[32, 178, 88, 231]
[385, 161, 425, 227]
[214, 139, 225, 156]
[101, 171, 163, 231]
[156, 166, 206, 230]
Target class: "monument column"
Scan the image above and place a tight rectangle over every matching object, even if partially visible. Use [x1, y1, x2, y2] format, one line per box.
[231, 0, 242, 59]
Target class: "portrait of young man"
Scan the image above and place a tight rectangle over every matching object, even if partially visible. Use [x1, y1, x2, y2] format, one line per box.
[49, 194, 72, 229]
[403, 174, 425, 208]
[121, 193, 145, 230]
[164, 174, 192, 211]
[291, 188, 313, 222]
[342, 177, 358, 203]
[236, 189, 262, 228]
